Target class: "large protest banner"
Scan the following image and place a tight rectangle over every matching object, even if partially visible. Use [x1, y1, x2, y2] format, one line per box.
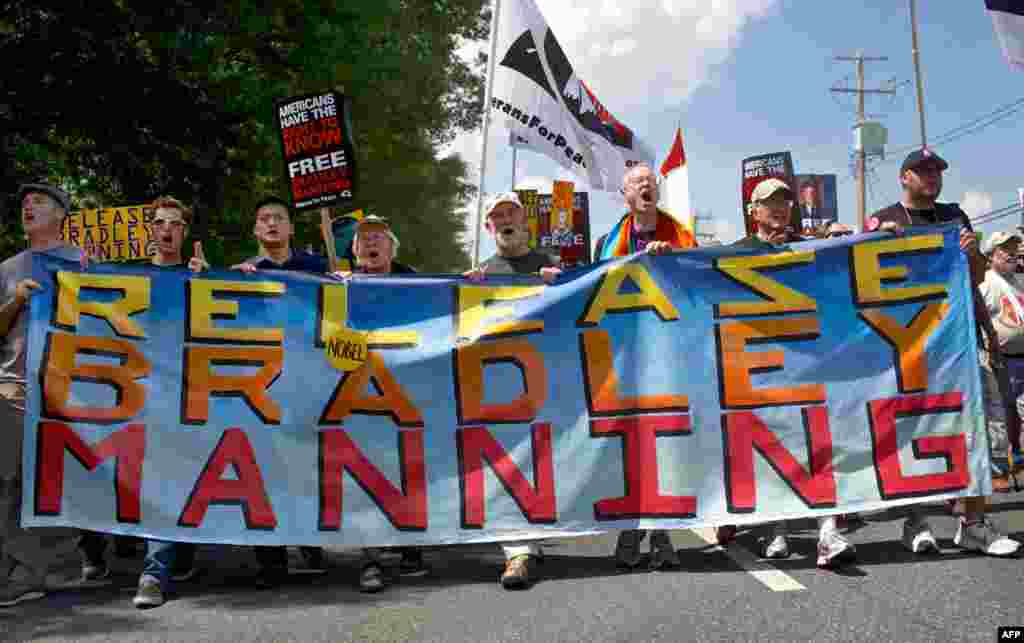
[59, 205, 154, 263]
[22, 226, 988, 547]
[742, 152, 797, 236]
[274, 91, 357, 211]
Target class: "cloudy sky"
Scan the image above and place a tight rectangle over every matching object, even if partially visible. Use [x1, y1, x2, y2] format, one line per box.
[445, 0, 1024, 261]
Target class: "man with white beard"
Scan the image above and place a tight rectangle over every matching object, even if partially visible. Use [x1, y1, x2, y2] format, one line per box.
[464, 192, 559, 589]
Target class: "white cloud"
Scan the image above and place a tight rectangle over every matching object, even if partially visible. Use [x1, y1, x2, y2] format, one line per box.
[442, 1, 780, 258]
[960, 190, 994, 219]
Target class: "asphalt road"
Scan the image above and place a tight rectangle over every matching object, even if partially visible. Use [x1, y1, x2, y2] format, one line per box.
[3, 498, 1023, 643]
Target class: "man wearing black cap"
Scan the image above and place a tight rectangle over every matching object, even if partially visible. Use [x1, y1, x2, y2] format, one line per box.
[0, 183, 84, 606]
[866, 149, 1020, 557]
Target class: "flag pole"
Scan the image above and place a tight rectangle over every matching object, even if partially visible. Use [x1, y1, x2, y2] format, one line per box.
[472, 0, 503, 267]
[511, 143, 518, 190]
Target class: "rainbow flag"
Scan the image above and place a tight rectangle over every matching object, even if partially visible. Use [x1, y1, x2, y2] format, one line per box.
[598, 210, 696, 260]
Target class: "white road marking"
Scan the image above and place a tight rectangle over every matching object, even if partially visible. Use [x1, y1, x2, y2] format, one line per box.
[691, 527, 806, 592]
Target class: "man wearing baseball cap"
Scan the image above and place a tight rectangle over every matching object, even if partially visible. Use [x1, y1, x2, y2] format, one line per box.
[349, 215, 415, 275]
[733, 179, 806, 249]
[980, 232, 1024, 484]
[462, 191, 559, 589]
[717, 179, 858, 567]
[867, 149, 1019, 557]
[465, 192, 561, 285]
[0, 183, 84, 606]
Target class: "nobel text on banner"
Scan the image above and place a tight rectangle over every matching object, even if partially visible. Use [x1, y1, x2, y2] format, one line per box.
[274, 91, 357, 210]
[22, 226, 988, 547]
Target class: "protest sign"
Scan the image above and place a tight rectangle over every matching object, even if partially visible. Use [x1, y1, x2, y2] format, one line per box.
[795, 174, 840, 236]
[742, 152, 797, 235]
[274, 91, 357, 211]
[516, 186, 591, 266]
[23, 226, 987, 546]
[60, 205, 154, 262]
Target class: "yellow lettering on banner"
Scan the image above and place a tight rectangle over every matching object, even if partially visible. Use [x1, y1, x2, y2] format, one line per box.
[188, 280, 285, 344]
[852, 235, 947, 305]
[860, 303, 950, 393]
[456, 285, 545, 342]
[715, 252, 817, 317]
[578, 263, 679, 326]
[54, 272, 150, 338]
[318, 284, 419, 347]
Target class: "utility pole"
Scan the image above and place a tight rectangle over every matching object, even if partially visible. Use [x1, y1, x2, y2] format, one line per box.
[832, 52, 895, 230]
[909, 0, 928, 148]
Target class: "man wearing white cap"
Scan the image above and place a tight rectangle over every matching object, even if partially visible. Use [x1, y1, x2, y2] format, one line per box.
[980, 231, 1024, 482]
[465, 192, 561, 284]
[463, 191, 558, 589]
[719, 178, 857, 568]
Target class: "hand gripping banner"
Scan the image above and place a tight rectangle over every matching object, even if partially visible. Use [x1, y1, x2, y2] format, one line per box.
[22, 226, 989, 547]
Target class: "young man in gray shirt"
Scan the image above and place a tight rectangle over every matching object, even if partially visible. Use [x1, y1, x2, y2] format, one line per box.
[0, 183, 84, 606]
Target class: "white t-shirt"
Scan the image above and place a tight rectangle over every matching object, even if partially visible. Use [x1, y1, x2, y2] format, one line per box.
[980, 268, 1024, 355]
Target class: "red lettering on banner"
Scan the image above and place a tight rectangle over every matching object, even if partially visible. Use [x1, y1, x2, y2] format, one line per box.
[34, 422, 145, 523]
[178, 428, 277, 530]
[456, 423, 556, 528]
[318, 428, 427, 531]
[590, 415, 696, 519]
[866, 393, 970, 498]
[721, 407, 837, 513]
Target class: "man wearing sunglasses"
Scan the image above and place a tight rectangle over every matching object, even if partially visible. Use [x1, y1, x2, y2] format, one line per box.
[825, 223, 854, 239]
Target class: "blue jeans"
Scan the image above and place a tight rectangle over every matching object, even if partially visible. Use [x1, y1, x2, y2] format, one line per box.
[142, 540, 196, 590]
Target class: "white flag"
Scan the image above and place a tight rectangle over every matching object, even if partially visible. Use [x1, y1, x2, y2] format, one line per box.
[657, 128, 693, 231]
[489, 0, 655, 191]
[987, 0, 1024, 70]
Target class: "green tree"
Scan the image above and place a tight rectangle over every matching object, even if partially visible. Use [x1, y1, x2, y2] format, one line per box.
[1, 0, 487, 270]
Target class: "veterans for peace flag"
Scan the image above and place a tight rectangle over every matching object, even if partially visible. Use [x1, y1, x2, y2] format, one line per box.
[987, 0, 1024, 70]
[21, 226, 990, 547]
[489, 0, 656, 192]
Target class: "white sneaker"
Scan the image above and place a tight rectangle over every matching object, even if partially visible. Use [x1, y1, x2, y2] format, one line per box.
[816, 528, 856, 568]
[759, 533, 790, 559]
[902, 517, 939, 554]
[954, 519, 1020, 557]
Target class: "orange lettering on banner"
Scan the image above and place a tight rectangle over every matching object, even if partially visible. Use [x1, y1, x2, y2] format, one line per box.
[579, 328, 688, 415]
[457, 423, 556, 527]
[715, 317, 826, 409]
[183, 346, 283, 425]
[454, 338, 547, 424]
[721, 407, 837, 513]
[178, 428, 277, 530]
[859, 303, 949, 394]
[34, 422, 145, 523]
[42, 332, 150, 424]
[319, 429, 427, 531]
[319, 352, 424, 427]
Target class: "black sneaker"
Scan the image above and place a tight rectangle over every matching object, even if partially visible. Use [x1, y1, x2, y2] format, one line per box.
[398, 550, 428, 577]
[300, 547, 327, 572]
[81, 563, 110, 582]
[255, 566, 288, 589]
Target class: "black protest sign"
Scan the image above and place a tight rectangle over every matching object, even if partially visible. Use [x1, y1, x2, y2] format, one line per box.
[274, 91, 357, 211]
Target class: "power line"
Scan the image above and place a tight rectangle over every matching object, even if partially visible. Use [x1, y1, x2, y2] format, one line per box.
[971, 202, 1023, 227]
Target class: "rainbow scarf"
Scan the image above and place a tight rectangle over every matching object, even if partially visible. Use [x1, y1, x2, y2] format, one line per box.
[598, 209, 696, 260]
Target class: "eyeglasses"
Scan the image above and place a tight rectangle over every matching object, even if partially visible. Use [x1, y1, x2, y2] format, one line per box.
[827, 231, 853, 238]
[358, 231, 390, 242]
